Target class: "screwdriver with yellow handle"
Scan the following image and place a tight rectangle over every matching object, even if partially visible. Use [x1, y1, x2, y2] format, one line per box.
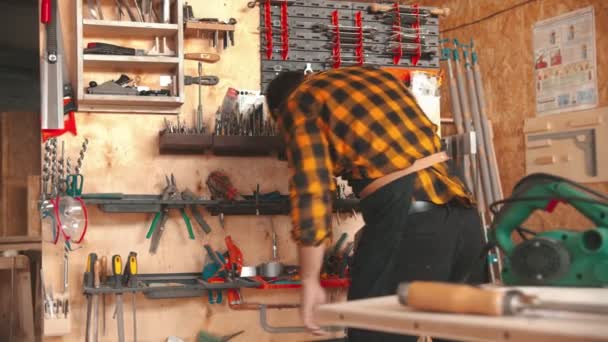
[112, 255, 125, 342]
[123, 252, 138, 342]
[99, 256, 107, 336]
[398, 281, 608, 316]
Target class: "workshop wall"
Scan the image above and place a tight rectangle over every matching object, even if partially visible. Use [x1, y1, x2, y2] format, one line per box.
[0, 112, 40, 237]
[418, 0, 608, 231]
[42, 1, 360, 341]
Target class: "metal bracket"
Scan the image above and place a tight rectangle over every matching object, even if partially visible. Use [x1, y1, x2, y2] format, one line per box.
[259, 304, 344, 334]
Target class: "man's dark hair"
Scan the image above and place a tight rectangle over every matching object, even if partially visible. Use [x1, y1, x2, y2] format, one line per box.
[265, 71, 306, 115]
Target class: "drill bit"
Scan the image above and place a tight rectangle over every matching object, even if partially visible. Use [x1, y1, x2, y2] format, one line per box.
[50, 139, 58, 197]
[58, 141, 65, 193]
[66, 157, 72, 176]
[75, 138, 89, 175]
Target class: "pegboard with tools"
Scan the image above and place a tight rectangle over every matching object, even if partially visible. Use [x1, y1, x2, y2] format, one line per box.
[257, 1, 447, 91]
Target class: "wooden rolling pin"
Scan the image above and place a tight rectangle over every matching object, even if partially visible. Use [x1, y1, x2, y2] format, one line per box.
[368, 3, 450, 17]
[184, 53, 221, 63]
[397, 281, 521, 316]
[398, 281, 608, 317]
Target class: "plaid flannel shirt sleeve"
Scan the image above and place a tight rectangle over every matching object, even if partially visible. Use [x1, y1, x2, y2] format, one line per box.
[285, 89, 334, 247]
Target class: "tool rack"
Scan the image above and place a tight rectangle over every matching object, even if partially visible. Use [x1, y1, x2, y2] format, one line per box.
[83, 272, 349, 300]
[81, 193, 360, 215]
[158, 133, 284, 157]
[258, 1, 442, 91]
[75, 0, 185, 114]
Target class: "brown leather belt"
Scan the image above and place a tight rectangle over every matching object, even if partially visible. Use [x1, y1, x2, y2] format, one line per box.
[358, 151, 450, 200]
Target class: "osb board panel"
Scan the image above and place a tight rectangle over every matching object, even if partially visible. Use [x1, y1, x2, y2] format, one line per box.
[418, 0, 608, 231]
[42, 1, 361, 341]
[0, 112, 41, 237]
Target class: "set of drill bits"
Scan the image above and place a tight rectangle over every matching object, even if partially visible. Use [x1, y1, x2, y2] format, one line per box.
[214, 102, 278, 137]
[41, 138, 89, 200]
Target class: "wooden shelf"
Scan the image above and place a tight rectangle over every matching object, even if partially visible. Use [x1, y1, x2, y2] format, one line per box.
[185, 21, 235, 37]
[159, 132, 213, 153]
[78, 94, 183, 114]
[158, 133, 285, 158]
[83, 54, 179, 69]
[83, 19, 179, 37]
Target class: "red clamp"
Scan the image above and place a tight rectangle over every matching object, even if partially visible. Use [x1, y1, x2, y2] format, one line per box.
[332, 10, 341, 68]
[355, 11, 364, 65]
[280, 1, 289, 60]
[392, 2, 402, 65]
[411, 3, 422, 66]
[41, 0, 51, 23]
[264, 1, 273, 59]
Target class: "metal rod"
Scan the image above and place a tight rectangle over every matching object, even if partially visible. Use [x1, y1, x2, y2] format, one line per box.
[442, 43, 464, 134]
[472, 47, 504, 202]
[452, 47, 476, 193]
[464, 48, 494, 207]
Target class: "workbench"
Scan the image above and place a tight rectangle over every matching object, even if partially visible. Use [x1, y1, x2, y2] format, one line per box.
[315, 286, 608, 342]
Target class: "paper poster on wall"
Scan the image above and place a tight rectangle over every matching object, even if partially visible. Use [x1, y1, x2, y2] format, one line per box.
[533, 6, 598, 116]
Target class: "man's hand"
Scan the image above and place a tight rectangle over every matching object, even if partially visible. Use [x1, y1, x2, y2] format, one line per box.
[301, 278, 327, 335]
[299, 244, 327, 335]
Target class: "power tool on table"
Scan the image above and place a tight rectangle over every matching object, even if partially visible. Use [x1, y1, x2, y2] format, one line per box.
[488, 173, 608, 287]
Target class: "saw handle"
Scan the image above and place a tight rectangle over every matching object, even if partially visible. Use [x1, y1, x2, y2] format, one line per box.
[398, 281, 505, 316]
[368, 3, 450, 17]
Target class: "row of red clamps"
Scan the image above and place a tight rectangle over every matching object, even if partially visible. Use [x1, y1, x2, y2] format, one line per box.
[393, 3, 422, 66]
[264, 1, 289, 60]
[331, 10, 366, 68]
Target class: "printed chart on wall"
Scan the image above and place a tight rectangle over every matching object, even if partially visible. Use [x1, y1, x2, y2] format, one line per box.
[533, 6, 598, 115]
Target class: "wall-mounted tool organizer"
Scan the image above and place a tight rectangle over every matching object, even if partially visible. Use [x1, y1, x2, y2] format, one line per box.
[81, 193, 360, 215]
[258, 1, 445, 91]
[524, 107, 608, 183]
[75, 0, 185, 114]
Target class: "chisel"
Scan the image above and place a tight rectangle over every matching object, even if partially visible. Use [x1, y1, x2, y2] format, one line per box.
[112, 255, 125, 342]
[398, 281, 608, 316]
[84, 253, 97, 342]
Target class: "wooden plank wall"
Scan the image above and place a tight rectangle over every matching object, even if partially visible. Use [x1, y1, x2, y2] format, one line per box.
[0, 112, 41, 237]
[42, 1, 359, 341]
[417, 0, 608, 230]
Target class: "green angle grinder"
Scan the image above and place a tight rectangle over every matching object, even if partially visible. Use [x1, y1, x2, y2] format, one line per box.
[488, 173, 608, 287]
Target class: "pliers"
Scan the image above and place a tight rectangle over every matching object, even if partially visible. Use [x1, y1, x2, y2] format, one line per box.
[146, 174, 195, 254]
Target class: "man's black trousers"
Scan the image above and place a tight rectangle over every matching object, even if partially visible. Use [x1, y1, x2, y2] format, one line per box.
[346, 174, 488, 342]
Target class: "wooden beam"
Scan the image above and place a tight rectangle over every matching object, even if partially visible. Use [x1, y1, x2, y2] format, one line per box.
[0, 236, 42, 252]
[27, 176, 41, 238]
[0, 255, 29, 270]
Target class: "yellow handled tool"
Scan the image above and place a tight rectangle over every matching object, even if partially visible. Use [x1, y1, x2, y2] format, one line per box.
[126, 252, 138, 342]
[112, 255, 125, 342]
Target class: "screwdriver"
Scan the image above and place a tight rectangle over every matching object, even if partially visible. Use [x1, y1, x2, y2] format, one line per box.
[398, 281, 608, 316]
[99, 256, 107, 336]
[85, 253, 97, 342]
[112, 255, 125, 342]
[125, 252, 138, 342]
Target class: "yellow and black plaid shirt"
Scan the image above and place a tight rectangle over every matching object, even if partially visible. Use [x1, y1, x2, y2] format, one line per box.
[279, 66, 473, 246]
